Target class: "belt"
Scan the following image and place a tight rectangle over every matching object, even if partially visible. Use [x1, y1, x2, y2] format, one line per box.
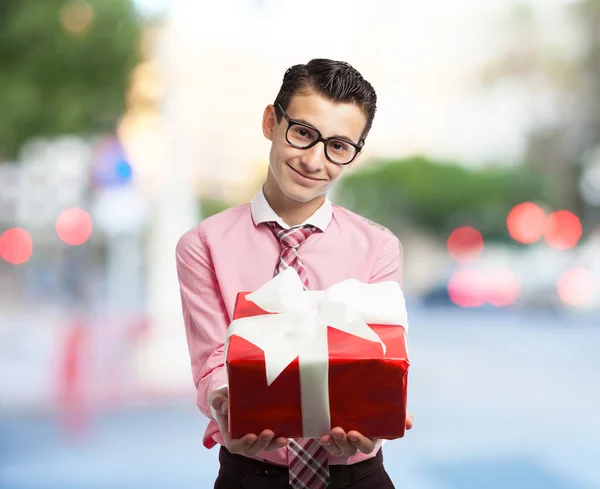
[218, 445, 384, 489]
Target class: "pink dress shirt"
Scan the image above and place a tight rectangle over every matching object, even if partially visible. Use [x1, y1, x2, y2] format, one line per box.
[175, 189, 403, 467]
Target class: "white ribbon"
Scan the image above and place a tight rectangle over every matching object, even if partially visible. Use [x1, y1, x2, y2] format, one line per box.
[225, 267, 408, 437]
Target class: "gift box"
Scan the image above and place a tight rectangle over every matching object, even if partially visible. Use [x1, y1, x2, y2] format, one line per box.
[225, 267, 409, 440]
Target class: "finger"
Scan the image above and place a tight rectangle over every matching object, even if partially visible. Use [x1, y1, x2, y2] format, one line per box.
[209, 396, 227, 421]
[213, 401, 230, 444]
[347, 431, 376, 454]
[319, 434, 331, 445]
[209, 391, 228, 411]
[228, 433, 258, 454]
[318, 434, 344, 456]
[406, 412, 414, 430]
[264, 436, 289, 452]
[243, 430, 275, 457]
[220, 399, 228, 416]
[331, 428, 358, 456]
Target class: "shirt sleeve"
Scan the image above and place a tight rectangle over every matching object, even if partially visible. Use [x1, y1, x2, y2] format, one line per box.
[176, 225, 229, 425]
[369, 230, 403, 287]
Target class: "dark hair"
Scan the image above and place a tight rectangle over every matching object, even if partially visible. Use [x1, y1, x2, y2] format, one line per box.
[273, 58, 377, 143]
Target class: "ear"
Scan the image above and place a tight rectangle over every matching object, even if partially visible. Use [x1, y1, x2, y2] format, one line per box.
[262, 104, 277, 141]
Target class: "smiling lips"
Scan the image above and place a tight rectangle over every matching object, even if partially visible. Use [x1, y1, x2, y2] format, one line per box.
[288, 164, 325, 182]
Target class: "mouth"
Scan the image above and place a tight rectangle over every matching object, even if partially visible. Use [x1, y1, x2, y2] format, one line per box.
[287, 164, 325, 182]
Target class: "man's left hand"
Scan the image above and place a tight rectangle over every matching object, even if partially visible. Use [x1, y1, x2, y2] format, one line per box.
[318, 412, 414, 457]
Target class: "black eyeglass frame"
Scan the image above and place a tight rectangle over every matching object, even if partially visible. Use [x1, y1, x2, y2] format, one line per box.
[276, 103, 363, 165]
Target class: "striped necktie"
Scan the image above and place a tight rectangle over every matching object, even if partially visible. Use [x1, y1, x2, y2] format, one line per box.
[267, 222, 330, 489]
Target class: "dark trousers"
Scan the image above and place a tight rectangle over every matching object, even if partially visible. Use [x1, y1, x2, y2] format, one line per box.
[214, 447, 396, 489]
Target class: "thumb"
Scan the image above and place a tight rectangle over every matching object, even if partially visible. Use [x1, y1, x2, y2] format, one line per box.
[220, 399, 228, 416]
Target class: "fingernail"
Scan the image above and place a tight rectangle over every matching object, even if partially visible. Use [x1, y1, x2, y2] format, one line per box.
[245, 439, 254, 445]
[333, 433, 342, 439]
[348, 435, 358, 442]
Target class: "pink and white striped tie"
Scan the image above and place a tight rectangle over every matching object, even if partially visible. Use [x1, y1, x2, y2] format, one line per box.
[267, 222, 330, 489]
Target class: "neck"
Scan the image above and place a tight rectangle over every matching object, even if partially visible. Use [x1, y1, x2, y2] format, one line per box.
[262, 181, 325, 227]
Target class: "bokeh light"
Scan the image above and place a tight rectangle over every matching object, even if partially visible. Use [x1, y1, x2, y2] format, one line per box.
[447, 269, 486, 308]
[116, 160, 132, 180]
[507, 202, 546, 244]
[60, 0, 95, 35]
[557, 268, 595, 306]
[486, 268, 520, 307]
[0, 228, 33, 265]
[544, 210, 582, 250]
[447, 226, 484, 263]
[56, 208, 93, 246]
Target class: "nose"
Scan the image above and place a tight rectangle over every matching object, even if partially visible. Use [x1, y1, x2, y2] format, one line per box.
[299, 141, 327, 173]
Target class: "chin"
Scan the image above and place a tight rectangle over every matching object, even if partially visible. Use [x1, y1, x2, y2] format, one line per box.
[283, 185, 324, 204]
[283, 191, 316, 204]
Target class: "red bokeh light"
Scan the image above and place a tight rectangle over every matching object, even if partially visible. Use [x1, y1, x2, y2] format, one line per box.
[557, 268, 594, 306]
[0, 228, 33, 265]
[507, 202, 546, 244]
[544, 210, 582, 250]
[447, 269, 486, 308]
[56, 208, 93, 246]
[447, 226, 484, 263]
[486, 268, 520, 307]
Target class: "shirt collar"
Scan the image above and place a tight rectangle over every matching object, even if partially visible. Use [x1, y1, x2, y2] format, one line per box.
[251, 187, 332, 231]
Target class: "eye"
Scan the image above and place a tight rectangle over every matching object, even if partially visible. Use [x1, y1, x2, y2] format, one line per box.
[329, 140, 351, 154]
[289, 125, 317, 142]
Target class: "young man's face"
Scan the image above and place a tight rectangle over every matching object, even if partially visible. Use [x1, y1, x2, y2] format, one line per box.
[262, 92, 367, 204]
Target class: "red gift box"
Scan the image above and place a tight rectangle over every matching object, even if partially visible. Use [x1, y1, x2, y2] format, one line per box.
[226, 290, 409, 440]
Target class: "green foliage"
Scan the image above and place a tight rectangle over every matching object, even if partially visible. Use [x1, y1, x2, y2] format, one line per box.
[336, 156, 549, 243]
[0, 0, 141, 160]
[200, 197, 232, 219]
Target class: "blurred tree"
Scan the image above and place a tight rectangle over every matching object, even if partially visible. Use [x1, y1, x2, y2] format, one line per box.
[336, 156, 548, 243]
[199, 196, 231, 219]
[0, 0, 141, 161]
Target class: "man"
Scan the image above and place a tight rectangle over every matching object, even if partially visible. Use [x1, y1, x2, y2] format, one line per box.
[176, 58, 413, 489]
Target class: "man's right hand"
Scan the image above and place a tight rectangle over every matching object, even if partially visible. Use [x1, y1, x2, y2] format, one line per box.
[209, 387, 289, 457]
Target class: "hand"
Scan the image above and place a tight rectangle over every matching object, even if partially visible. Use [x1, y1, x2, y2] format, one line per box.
[318, 411, 414, 457]
[209, 387, 289, 457]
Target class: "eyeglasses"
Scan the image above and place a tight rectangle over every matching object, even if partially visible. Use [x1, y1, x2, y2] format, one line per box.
[276, 103, 363, 165]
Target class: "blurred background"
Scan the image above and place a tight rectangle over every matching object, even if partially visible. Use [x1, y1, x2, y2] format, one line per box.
[1, 0, 599, 488]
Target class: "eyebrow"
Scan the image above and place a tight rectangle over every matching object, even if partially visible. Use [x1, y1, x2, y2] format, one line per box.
[291, 117, 359, 145]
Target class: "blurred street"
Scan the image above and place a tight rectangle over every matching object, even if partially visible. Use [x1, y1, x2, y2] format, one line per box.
[2, 306, 598, 489]
[2, 1, 600, 489]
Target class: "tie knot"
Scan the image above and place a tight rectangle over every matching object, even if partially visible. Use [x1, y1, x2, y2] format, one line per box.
[267, 222, 317, 249]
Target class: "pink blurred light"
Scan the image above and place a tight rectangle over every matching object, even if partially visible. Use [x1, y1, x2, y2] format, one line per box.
[544, 210, 582, 250]
[56, 208, 93, 246]
[557, 268, 594, 306]
[486, 268, 520, 307]
[507, 202, 546, 244]
[448, 269, 486, 308]
[0, 227, 33, 265]
[447, 226, 484, 263]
